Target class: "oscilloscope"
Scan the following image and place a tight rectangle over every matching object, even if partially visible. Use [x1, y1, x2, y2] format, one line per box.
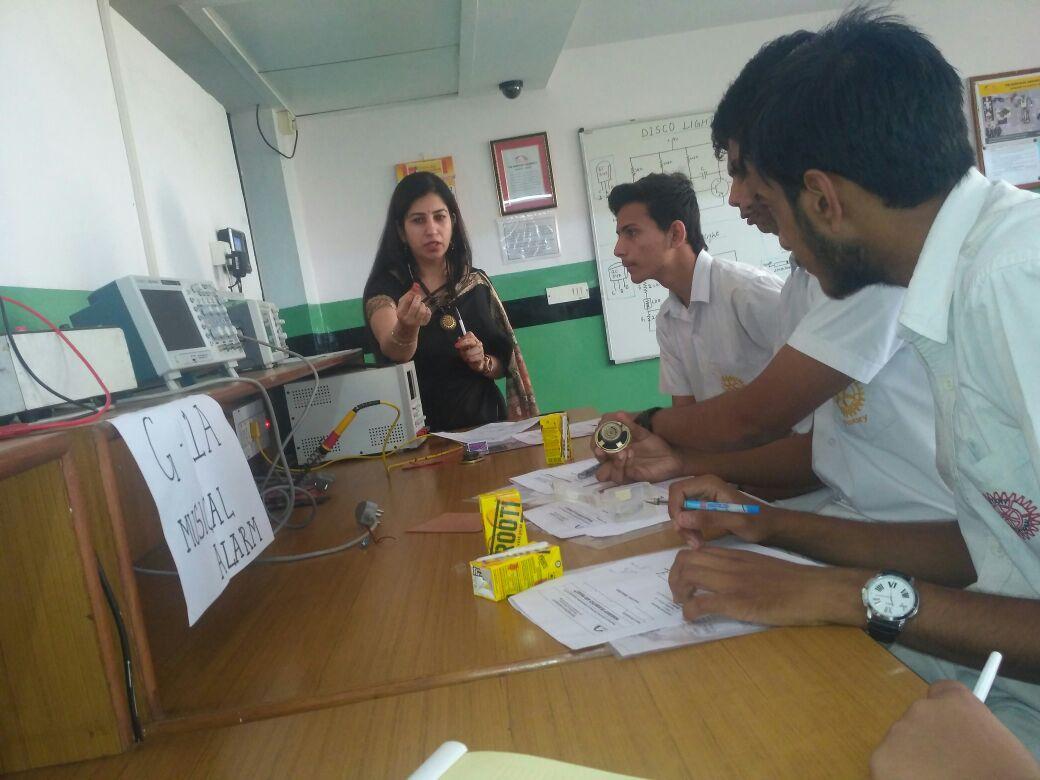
[71, 276, 246, 390]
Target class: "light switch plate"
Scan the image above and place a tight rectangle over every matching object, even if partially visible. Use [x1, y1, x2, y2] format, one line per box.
[546, 282, 590, 305]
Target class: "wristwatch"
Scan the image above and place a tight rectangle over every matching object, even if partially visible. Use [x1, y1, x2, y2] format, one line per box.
[633, 406, 662, 432]
[861, 570, 919, 644]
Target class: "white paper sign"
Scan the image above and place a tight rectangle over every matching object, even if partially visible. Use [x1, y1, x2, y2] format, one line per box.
[111, 395, 273, 625]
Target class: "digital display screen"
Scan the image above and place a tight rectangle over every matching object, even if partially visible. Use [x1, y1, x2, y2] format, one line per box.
[140, 288, 206, 352]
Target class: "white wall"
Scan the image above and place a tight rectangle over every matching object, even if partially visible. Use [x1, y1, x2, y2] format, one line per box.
[288, 0, 1040, 305]
[0, 0, 260, 300]
[111, 10, 261, 298]
[0, 0, 144, 290]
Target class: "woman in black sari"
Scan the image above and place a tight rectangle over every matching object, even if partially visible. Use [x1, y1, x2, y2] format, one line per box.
[363, 172, 537, 431]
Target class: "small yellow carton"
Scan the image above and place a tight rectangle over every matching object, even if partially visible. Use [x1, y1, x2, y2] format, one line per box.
[540, 412, 571, 465]
[478, 486, 528, 554]
[470, 541, 563, 602]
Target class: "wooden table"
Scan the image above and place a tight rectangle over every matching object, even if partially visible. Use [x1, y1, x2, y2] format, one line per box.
[15, 628, 921, 779]
[131, 412, 675, 725]
[4, 403, 928, 776]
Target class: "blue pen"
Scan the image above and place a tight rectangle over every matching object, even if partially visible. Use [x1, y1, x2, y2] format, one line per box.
[682, 499, 760, 514]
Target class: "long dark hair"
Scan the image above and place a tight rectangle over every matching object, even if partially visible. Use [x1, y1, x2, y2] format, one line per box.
[365, 172, 473, 299]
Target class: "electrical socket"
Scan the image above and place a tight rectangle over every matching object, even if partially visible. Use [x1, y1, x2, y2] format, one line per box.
[232, 398, 270, 458]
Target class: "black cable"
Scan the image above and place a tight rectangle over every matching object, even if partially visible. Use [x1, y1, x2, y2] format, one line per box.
[255, 104, 299, 160]
[96, 556, 143, 742]
[0, 296, 99, 414]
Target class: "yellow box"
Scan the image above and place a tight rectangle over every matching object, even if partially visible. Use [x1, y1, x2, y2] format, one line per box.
[478, 487, 528, 554]
[470, 541, 563, 602]
[540, 412, 571, 465]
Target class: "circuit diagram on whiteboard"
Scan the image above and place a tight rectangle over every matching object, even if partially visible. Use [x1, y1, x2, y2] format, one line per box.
[629, 139, 729, 209]
[638, 281, 667, 332]
[606, 261, 633, 297]
[590, 156, 616, 200]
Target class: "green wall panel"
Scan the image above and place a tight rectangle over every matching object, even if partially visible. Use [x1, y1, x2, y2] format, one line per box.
[515, 316, 666, 414]
[0, 286, 90, 330]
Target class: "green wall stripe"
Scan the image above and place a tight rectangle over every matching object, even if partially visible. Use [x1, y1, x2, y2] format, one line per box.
[286, 261, 603, 338]
[489, 261, 599, 300]
[0, 286, 91, 330]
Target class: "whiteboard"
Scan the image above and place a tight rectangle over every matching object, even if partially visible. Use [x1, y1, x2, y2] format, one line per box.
[579, 110, 790, 363]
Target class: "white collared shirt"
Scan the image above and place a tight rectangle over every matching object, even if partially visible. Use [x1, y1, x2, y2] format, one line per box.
[778, 259, 955, 521]
[897, 167, 1040, 735]
[900, 168, 1040, 595]
[656, 249, 782, 401]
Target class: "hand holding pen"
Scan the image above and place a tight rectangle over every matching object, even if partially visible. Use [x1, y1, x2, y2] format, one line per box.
[668, 474, 767, 548]
[870, 656, 1038, 780]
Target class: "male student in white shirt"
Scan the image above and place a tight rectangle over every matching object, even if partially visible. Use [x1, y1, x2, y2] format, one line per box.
[667, 8, 1040, 753]
[608, 172, 782, 408]
[597, 31, 954, 523]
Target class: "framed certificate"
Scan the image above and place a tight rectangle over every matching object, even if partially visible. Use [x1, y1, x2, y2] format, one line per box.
[968, 68, 1040, 190]
[490, 132, 557, 215]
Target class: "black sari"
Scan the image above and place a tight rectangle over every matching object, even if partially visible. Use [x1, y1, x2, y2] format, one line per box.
[364, 269, 514, 431]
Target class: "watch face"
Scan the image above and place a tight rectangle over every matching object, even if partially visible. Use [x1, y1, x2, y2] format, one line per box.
[865, 575, 917, 620]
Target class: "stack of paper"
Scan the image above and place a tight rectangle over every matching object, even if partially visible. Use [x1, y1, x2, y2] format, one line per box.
[510, 539, 820, 654]
[433, 417, 541, 446]
[510, 458, 672, 540]
[510, 547, 685, 649]
[434, 416, 602, 451]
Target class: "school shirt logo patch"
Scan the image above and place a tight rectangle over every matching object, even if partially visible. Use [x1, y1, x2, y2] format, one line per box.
[835, 382, 867, 425]
[984, 491, 1040, 541]
[720, 375, 745, 392]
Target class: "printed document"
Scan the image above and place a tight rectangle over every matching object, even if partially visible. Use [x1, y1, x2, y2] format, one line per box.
[511, 540, 819, 651]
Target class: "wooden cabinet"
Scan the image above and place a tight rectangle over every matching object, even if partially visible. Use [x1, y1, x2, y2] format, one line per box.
[0, 432, 137, 773]
[0, 351, 362, 772]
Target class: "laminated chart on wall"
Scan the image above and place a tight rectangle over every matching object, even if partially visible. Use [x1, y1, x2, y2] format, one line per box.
[579, 111, 790, 363]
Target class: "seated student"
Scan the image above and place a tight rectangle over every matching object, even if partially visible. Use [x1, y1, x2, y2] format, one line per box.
[608, 172, 782, 409]
[363, 172, 537, 431]
[597, 31, 954, 523]
[668, 9, 1040, 754]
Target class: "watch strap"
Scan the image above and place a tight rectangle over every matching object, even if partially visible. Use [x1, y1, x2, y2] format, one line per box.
[633, 406, 662, 431]
[865, 618, 902, 644]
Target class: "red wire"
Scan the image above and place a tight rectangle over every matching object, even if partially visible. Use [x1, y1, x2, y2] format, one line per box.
[0, 295, 112, 439]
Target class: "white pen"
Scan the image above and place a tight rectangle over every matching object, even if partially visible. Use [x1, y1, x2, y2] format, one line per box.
[973, 650, 1003, 702]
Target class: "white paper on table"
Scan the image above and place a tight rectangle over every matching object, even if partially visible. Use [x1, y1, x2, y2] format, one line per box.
[570, 417, 601, 438]
[514, 417, 602, 446]
[511, 539, 821, 651]
[509, 457, 600, 494]
[610, 616, 767, 657]
[509, 548, 685, 649]
[525, 494, 669, 540]
[525, 502, 614, 539]
[610, 539, 822, 657]
[433, 417, 540, 445]
[512, 429, 544, 445]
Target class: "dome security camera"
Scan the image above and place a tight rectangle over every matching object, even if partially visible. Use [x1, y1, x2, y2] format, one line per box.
[498, 80, 523, 99]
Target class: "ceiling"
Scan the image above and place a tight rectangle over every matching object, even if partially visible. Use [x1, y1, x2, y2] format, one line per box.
[111, 0, 846, 117]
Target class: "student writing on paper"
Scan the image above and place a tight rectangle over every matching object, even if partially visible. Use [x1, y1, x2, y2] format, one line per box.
[667, 8, 1040, 757]
[363, 172, 537, 430]
[609, 171, 783, 409]
[596, 30, 955, 524]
